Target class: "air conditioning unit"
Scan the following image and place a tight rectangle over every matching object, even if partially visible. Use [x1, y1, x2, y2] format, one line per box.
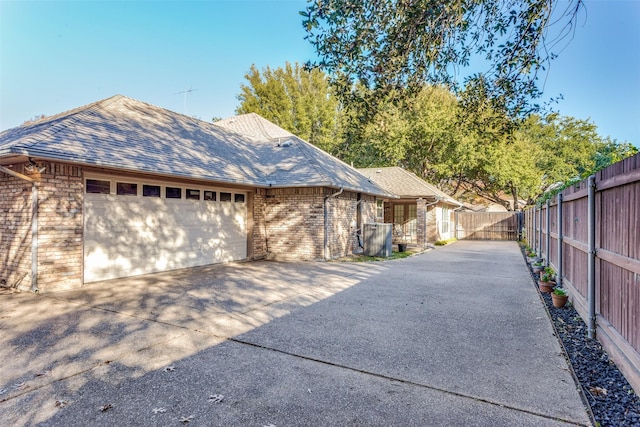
[363, 223, 392, 257]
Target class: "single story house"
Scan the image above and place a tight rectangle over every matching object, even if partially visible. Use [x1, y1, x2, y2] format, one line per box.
[0, 95, 393, 292]
[357, 167, 463, 247]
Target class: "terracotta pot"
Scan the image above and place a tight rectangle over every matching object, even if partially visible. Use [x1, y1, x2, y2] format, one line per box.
[538, 281, 555, 293]
[551, 293, 569, 308]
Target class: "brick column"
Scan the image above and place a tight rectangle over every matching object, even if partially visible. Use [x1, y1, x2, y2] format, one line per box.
[416, 198, 427, 248]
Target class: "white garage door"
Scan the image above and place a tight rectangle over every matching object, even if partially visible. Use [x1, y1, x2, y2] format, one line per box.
[83, 178, 247, 282]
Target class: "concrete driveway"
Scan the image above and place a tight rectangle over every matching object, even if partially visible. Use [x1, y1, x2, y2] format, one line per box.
[0, 241, 591, 426]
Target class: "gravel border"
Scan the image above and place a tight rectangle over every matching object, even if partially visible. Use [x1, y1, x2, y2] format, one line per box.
[524, 252, 640, 426]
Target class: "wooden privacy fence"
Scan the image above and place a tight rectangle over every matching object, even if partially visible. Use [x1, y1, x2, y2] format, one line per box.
[524, 152, 640, 393]
[455, 212, 520, 240]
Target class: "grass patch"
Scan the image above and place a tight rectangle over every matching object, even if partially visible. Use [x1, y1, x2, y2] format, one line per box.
[434, 238, 457, 246]
[342, 250, 415, 262]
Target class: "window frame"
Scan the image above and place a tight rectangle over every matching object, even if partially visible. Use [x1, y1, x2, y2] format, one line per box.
[116, 182, 138, 196]
[84, 174, 247, 204]
[86, 179, 111, 194]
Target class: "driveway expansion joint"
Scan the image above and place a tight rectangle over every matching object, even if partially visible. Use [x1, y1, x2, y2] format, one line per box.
[229, 337, 590, 427]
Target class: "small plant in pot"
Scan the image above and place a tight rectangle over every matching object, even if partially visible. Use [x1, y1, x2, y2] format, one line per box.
[532, 260, 545, 273]
[543, 266, 555, 280]
[538, 270, 555, 293]
[551, 287, 569, 308]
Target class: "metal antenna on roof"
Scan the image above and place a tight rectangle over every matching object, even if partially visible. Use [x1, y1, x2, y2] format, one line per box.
[175, 87, 198, 115]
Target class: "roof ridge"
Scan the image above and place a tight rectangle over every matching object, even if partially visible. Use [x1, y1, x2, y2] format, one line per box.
[251, 113, 275, 140]
[289, 136, 334, 185]
[120, 95, 213, 127]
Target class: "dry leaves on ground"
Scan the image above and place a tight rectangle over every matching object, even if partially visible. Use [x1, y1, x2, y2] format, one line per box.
[590, 386, 608, 397]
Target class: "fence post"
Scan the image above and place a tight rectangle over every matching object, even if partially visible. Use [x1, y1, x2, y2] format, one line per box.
[588, 175, 597, 339]
[532, 206, 537, 253]
[538, 205, 543, 259]
[546, 199, 551, 267]
[557, 193, 563, 288]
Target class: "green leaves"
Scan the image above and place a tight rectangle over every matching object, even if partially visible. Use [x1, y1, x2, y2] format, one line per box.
[236, 62, 343, 153]
[303, 0, 584, 119]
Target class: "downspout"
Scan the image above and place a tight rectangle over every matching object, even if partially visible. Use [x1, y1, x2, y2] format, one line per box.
[0, 166, 38, 293]
[587, 175, 597, 339]
[323, 187, 344, 260]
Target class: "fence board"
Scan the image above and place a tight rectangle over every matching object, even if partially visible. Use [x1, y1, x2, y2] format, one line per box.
[523, 151, 640, 393]
[456, 212, 518, 240]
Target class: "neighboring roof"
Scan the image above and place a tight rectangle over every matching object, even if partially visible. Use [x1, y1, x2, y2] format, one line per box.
[357, 167, 462, 206]
[0, 95, 391, 197]
[214, 113, 293, 141]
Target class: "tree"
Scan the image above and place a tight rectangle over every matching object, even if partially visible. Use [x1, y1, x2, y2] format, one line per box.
[363, 86, 473, 184]
[593, 138, 638, 172]
[302, 0, 584, 118]
[513, 114, 637, 203]
[236, 62, 343, 153]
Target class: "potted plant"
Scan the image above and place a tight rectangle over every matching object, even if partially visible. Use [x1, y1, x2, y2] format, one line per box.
[538, 270, 555, 293]
[532, 260, 545, 273]
[543, 266, 556, 281]
[551, 287, 569, 308]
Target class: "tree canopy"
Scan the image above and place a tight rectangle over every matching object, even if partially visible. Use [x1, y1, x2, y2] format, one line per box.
[236, 62, 343, 153]
[302, 0, 584, 118]
[234, 62, 636, 210]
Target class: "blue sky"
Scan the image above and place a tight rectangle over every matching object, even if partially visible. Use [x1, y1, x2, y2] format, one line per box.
[1, 0, 638, 146]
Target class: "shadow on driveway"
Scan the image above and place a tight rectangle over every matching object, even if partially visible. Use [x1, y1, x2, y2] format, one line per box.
[0, 241, 591, 426]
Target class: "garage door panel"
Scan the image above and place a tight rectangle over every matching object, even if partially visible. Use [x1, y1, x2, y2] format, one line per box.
[84, 192, 247, 282]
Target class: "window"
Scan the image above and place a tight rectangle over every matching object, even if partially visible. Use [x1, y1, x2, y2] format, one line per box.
[143, 185, 161, 197]
[86, 179, 110, 194]
[204, 190, 216, 201]
[166, 187, 182, 199]
[393, 204, 404, 225]
[234, 193, 245, 203]
[117, 182, 137, 196]
[220, 192, 232, 202]
[441, 206, 450, 234]
[186, 189, 200, 200]
[376, 199, 384, 221]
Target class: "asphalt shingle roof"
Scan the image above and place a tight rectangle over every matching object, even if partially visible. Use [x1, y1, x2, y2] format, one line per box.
[0, 95, 391, 196]
[357, 167, 462, 206]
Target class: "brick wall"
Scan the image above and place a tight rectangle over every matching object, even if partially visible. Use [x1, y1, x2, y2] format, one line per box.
[252, 187, 326, 260]
[0, 162, 83, 292]
[37, 163, 83, 291]
[327, 192, 377, 258]
[426, 206, 438, 243]
[416, 198, 426, 248]
[3, 163, 382, 291]
[0, 172, 33, 289]
[252, 188, 377, 261]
